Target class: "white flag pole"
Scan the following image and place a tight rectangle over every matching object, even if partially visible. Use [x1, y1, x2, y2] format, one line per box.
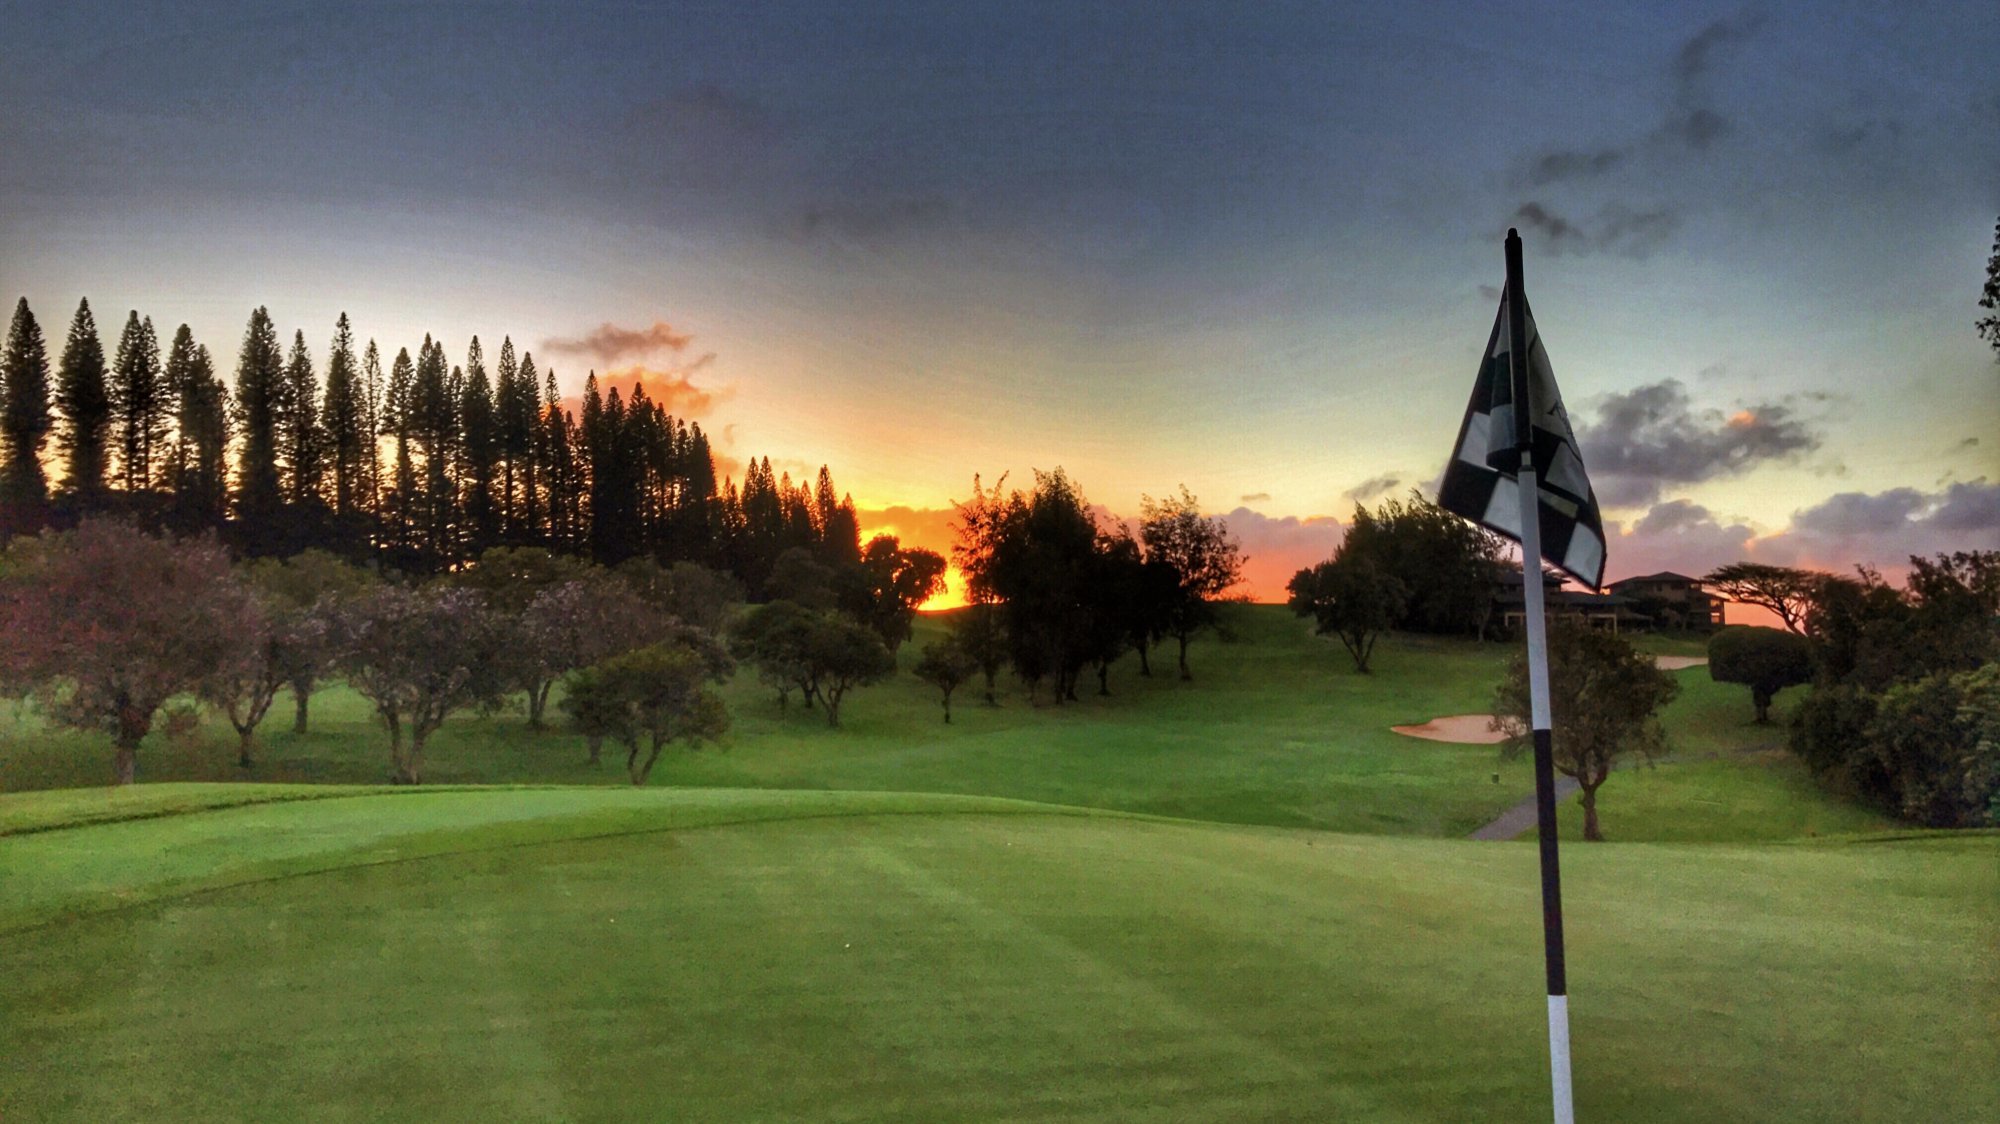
[1506, 227, 1575, 1124]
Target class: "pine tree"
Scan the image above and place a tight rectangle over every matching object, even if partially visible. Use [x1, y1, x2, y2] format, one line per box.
[232, 307, 287, 530]
[322, 313, 366, 516]
[544, 402, 580, 551]
[110, 312, 167, 493]
[410, 336, 456, 567]
[1, 297, 54, 528]
[360, 340, 385, 519]
[55, 298, 112, 500]
[459, 337, 499, 553]
[381, 346, 417, 560]
[162, 325, 201, 511]
[177, 343, 230, 528]
[495, 336, 530, 535]
[282, 329, 323, 506]
[519, 351, 542, 541]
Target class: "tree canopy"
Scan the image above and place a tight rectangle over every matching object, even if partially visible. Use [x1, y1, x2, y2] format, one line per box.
[1492, 625, 1680, 841]
[0, 519, 258, 783]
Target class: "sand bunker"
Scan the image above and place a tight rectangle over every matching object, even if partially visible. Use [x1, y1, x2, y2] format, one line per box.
[1391, 715, 1506, 744]
[1394, 657, 1707, 743]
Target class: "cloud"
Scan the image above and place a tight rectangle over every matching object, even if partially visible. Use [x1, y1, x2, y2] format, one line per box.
[1341, 474, 1405, 506]
[854, 505, 962, 556]
[1214, 507, 1347, 602]
[1671, 14, 1763, 86]
[1932, 480, 2000, 530]
[1512, 202, 1681, 259]
[542, 320, 694, 364]
[1510, 14, 1759, 252]
[1239, 492, 1272, 504]
[1603, 481, 2000, 590]
[1745, 480, 2000, 573]
[1789, 488, 1927, 536]
[1603, 500, 1756, 582]
[596, 363, 727, 418]
[1575, 379, 1822, 507]
[1525, 148, 1626, 186]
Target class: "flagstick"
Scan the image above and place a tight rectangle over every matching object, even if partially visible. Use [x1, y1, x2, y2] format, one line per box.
[1506, 227, 1575, 1124]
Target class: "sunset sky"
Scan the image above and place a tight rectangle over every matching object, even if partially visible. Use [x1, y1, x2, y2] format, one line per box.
[3, 2, 1995, 603]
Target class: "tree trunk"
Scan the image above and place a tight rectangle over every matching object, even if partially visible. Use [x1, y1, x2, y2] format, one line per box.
[1177, 633, 1192, 681]
[400, 727, 427, 785]
[942, 690, 953, 724]
[587, 734, 602, 765]
[1752, 686, 1772, 724]
[112, 705, 149, 786]
[824, 690, 842, 727]
[238, 727, 257, 769]
[1097, 663, 1111, 696]
[1580, 782, 1604, 842]
[629, 737, 664, 786]
[291, 677, 313, 733]
[528, 680, 552, 730]
[383, 710, 406, 783]
[1136, 641, 1152, 677]
[982, 669, 998, 706]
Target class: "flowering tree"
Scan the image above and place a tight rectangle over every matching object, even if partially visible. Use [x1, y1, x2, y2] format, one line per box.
[0, 520, 258, 784]
[516, 576, 670, 729]
[199, 595, 330, 767]
[333, 584, 513, 783]
[244, 548, 375, 733]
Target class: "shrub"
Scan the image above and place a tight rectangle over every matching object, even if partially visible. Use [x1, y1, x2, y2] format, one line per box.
[1708, 626, 1812, 723]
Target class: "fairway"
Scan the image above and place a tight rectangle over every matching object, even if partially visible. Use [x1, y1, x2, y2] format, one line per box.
[3, 787, 1993, 1122]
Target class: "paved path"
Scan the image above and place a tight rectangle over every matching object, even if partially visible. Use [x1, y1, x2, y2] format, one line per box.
[1468, 776, 1581, 840]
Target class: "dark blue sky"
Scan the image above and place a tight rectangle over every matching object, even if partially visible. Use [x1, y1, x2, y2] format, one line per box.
[3, 1, 1996, 593]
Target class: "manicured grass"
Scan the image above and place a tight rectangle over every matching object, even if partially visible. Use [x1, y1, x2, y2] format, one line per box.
[1534, 665, 1896, 843]
[1557, 751, 1897, 843]
[0, 608, 1888, 841]
[2, 787, 1992, 1122]
[0, 607, 1554, 836]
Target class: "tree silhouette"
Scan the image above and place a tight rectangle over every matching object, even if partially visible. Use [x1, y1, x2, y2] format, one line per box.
[281, 329, 323, 507]
[1138, 486, 1244, 680]
[109, 312, 165, 494]
[55, 298, 111, 502]
[322, 314, 367, 518]
[1977, 215, 1998, 361]
[1, 298, 53, 530]
[232, 307, 287, 546]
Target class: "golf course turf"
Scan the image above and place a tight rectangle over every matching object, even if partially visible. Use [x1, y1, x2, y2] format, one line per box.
[2, 611, 1990, 1120]
[2, 787, 1994, 1121]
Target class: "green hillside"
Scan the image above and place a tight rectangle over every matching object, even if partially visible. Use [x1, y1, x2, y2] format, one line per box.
[2, 787, 1992, 1122]
[0, 607, 1894, 842]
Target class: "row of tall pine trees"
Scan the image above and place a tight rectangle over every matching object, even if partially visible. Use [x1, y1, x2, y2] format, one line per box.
[0, 297, 862, 588]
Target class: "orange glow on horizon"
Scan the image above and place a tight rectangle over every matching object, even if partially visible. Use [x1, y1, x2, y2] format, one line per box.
[855, 514, 967, 612]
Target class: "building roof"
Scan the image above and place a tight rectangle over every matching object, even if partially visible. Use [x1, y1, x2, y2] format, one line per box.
[1608, 571, 1705, 588]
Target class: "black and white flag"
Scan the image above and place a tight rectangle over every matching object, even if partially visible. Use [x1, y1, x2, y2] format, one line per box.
[1437, 290, 1606, 589]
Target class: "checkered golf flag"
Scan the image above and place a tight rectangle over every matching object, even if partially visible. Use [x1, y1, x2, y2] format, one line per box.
[1437, 289, 1606, 589]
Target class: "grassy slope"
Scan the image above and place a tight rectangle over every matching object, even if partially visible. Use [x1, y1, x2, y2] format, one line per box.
[0, 607, 1544, 835]
[1543, 667, 1897, 843]
[1, 788, 1992, 1122]
[0, 607, 1894, 842]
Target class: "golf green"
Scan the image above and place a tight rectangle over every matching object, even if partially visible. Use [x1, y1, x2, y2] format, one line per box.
[3, 788, 1991, 1121]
